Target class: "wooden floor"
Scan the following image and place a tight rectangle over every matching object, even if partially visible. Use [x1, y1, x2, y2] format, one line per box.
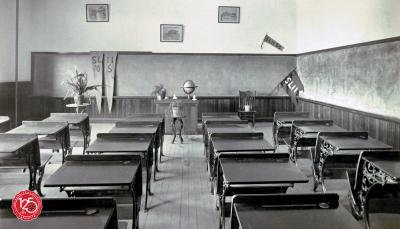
[0, 122, 357, 228]
[140, 135, 218, 229]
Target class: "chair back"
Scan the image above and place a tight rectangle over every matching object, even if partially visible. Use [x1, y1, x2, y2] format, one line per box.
[238, 90, 256, 111]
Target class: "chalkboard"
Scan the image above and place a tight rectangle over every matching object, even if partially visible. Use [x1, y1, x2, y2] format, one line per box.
[32, 53, 296, 97]
[297, 40, 400, 118]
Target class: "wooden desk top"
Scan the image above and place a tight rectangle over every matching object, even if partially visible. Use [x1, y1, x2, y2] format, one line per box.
[206, 123, 252, 134]
[110, 126, 158, 134]
[363, 156, 400, 180]
[202, 112, 238, 118]
[126, 116, 164, 123]
[0, 133, 38, 153]
[45, 159, 140, 187]
[277, 116, 316, 123]
[211, 134, 274, 152]
[233, 203, 362, 229]
[0, 116, 10, 123]
[220, 158, 308, 184]
[43, 113, 88, 125]
[86, 133, 152, 153]
[111, 122, 159, 134]
[0, 207, 114, 229]
[8, 121, 68, 135]
[296, 124, 346, 133]
[202, 116, 241, 124]
[320, 135, 392, 151]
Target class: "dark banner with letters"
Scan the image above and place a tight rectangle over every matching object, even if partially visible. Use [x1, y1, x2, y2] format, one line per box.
[90, 52, 104, 112]
[280, 69, 304, 104]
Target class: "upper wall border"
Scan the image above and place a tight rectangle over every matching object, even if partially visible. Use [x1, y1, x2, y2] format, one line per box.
[30, 36, 400, 57]
[297, 36, 400, 56]
[31, 51, 297, 57]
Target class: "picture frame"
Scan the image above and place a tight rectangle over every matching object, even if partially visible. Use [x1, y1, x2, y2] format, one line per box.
[160, 24, 184, 42]
[86, 4, 109, 22]
[218, 6, 240, 23]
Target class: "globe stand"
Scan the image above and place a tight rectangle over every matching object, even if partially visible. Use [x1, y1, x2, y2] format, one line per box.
[181, 80, 198, 101]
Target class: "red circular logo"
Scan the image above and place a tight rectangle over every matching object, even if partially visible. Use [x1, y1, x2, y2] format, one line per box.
[11, 190, 42, 221]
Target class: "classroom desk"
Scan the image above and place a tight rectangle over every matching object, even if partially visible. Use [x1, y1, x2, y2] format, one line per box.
[289, 120, 347, 162]
[209, 133, 274, 192]
[0, 198, 119, 229]
[7, 121, 70, 163]
[314, 132, 392, 192]
[203, 120, 252, 170]
[126, 114, 165, 159]
[202, 113, 240, 121]
[43, 113, 90, 153]
[0, 116, 10, 132]
[216, 153, 308, 229]
[0, 133, 46, 194]
[45, 155, 141, 229]
[349, 151, 400, 219]
[273, 112, 314, 148]
[201, 113, 241, 141]
[110, 121, 160, 180]
[230, 194, 363, 229]
[85, 133, 153, 211]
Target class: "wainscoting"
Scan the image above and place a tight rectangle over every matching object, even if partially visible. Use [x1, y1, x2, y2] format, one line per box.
[24, 96, 294, 122]
[0, 82, 32, 128]
[297, 98, 400, 149]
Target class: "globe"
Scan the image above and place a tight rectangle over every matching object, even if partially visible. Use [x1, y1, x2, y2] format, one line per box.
[182, 80, 198, 96]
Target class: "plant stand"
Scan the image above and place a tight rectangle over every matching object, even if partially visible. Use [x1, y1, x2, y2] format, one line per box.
[171, 116, 185, 144]
[66, 103, 91, 113]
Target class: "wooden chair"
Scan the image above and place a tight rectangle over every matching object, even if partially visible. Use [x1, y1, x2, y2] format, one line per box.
[238, 90, 256, 126]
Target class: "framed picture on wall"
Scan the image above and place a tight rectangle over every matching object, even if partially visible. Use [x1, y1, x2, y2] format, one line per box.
[218, 6, 240, 23]
[160, 24, 184, 42]
[86, 4, 109, 22]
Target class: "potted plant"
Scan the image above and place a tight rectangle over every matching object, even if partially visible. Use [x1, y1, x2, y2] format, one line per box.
[62, 69, 101, 105]
[151, 84, 167, 100]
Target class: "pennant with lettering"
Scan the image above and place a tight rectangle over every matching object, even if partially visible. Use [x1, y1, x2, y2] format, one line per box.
[104, 52, 118, 113]
[261, 33, 284, 51]
[90, 52, 104, 112]
[280, 69, 304, 104]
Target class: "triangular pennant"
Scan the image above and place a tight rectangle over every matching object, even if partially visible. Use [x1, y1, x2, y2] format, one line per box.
[104, 52, 118, 113]
[90, 52, 104, 113]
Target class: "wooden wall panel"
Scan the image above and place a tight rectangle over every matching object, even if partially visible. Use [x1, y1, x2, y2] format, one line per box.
[0, 82, 32, 128]
[297, 98, 400, 150]
[23, 96, 294, 122]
